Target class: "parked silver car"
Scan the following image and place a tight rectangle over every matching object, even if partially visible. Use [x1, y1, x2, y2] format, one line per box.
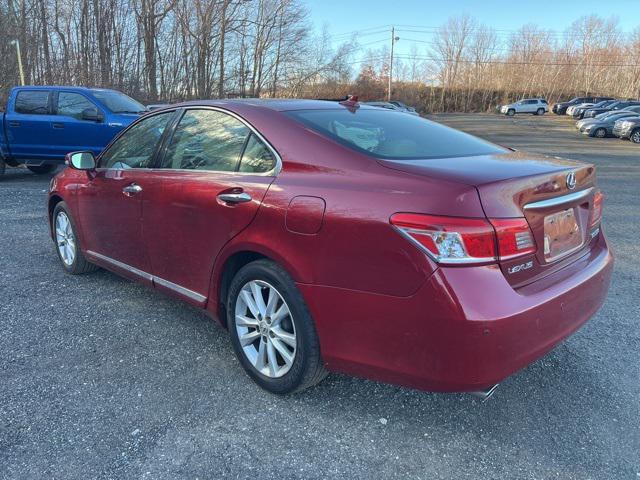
[364, 101, 419, 116]
[500, 98, 548, 116]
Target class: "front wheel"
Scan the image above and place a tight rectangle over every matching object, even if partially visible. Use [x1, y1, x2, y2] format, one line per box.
[28, 164, 56, 175]
[630, 129, 640, 144]
[52, 202, 98, 274]
[227, 259, 327, 394]
[506, 109, 515, 116]
[593, 127, 607, 138]
[0, 155, 5, 177]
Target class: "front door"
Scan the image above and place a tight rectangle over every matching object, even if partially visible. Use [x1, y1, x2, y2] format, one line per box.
[77, 111, 176, 279]
[141, 108, 278, 303]
[51, 91, 112, 158]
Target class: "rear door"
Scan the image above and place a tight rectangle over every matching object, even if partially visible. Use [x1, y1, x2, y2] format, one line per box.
[5, 89, 58, 160]
[51, 91, 112, 157]
[142, 107, 278, 304]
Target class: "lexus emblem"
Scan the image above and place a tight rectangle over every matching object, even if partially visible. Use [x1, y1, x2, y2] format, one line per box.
[566, 172, 577, 190]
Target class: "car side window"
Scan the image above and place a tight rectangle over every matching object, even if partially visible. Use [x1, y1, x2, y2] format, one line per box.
[57, 92, 98, 120]
[239, 134, 276, 173]
[100, 112, 174, 169]
[160, 109, 249, 172]
[15, 91, 50, 114]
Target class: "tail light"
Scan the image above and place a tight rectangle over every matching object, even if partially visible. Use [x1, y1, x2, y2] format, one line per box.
[589, 191, 604, 228]
[390, 213, 536, 265]
[489, 218, 536, 260]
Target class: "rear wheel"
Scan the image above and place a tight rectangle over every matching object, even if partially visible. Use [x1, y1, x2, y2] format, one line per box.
[506, 109, 515, 117]
[52, 202, 98, 274]
[536, 108, 545, 116]
[593, 127, 607, 138]
[630, 129, 640, 144]
[227, 259, 327, 394]
[28, 164, 56, 175]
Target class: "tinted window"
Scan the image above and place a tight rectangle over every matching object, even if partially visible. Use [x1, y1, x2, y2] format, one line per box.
[91, 89, 146, 114]
[100, 112, 173, 169]
[239, 134, 276, 173]
[161, 109, 249, 171]
[57, 92, 97, 120]
[15, 91, 49, 115]
[286, 108, 505, 160]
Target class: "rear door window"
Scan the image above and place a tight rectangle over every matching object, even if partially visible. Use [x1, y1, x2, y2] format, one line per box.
[287, 108, 505, 160]
[15, 91, 50, 115]
[160, 109, 249, 172]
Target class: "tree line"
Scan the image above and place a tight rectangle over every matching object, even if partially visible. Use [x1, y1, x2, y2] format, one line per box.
[0, 3, 638, 112]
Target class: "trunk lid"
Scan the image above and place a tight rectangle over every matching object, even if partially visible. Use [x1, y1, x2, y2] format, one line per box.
[379, 151, 598, 287]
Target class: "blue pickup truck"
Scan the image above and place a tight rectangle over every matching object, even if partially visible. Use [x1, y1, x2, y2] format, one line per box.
[0, 86, 146, 175]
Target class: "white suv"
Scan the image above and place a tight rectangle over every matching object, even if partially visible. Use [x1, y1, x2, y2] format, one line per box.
[500, 99, 549, 116]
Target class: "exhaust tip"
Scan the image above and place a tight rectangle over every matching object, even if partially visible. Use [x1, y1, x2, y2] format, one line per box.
[469, 384, 499, 401]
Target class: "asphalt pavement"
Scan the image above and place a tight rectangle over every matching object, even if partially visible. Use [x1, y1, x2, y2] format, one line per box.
[1, 113, 638, 479]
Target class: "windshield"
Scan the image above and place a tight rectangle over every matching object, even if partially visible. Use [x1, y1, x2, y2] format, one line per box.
[286, 108, 506, 160]
[91, 89, 146, 114]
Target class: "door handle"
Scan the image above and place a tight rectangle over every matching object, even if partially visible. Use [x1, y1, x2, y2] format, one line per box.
[122, 183, 143, 196]
[217, 192, 252, 204]
[8, 121, 20, 127]
[52, 122, 64, 129]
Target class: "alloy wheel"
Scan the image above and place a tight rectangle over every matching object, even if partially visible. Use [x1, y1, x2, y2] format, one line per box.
[595, 128, 606, 138]
[631, 130, 640, 144]
[55, 212, 76, 266]
[235, 280, 297, 378]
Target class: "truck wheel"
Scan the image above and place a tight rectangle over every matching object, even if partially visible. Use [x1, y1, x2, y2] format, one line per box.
[631, 129, 640, 144]
[28, 164, 56, 175]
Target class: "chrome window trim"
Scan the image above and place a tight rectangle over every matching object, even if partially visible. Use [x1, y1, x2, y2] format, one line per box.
[86, 250, 206, 304]
[523, 187, 594, 211]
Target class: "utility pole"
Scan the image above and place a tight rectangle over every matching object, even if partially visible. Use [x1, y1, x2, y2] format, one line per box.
[388, 27, 399, 101]
[10, 40, 25, 86]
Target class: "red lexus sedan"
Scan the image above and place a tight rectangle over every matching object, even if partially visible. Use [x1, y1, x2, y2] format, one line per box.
[48, 99, 613, 397]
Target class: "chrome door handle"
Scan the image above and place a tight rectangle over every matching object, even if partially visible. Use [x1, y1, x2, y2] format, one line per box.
[217, 192, 252, 204]
[122, 183, 143, 196]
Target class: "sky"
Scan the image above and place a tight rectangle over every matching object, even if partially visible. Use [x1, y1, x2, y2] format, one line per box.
[304, 0, 639, 63]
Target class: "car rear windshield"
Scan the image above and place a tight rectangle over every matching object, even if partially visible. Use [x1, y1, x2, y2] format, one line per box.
[91, 89, 146, 114]
[286, 108, 505, 160]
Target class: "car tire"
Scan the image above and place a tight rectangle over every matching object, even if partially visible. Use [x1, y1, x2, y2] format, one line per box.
[593, 128, 607, 138]
[535, 108, 545, 116]
[0, 153, 5, 178]
[227, 259, 327, 394]
[52, 202, 98, 275]
[28, 164, 56, 175]
[506, 109, 515, 116]
[630, 129, 640, 144]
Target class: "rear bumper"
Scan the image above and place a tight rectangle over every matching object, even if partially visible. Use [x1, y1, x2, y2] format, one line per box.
[302, 233, 613, 392]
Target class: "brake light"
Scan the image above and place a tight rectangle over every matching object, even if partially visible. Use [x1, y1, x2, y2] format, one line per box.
[391, 213, 537, 264]
[390, 213, 496, 264]
[589, 191, 604, 228]
[489, 218, 537, 260]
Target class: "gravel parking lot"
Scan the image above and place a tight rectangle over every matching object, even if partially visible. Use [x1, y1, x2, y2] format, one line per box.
[1, 113, 638, 480]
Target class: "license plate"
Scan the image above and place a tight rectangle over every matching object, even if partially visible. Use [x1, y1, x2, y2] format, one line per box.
[543, 208, 583, 261]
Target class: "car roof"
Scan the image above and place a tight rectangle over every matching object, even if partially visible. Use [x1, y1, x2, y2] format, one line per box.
[169, 98, 382, 113]
[14, 85, 119, 94]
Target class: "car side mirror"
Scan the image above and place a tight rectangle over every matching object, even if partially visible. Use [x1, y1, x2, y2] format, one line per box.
[66, 151, 96, 170]
[81, 107, 104, 122]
